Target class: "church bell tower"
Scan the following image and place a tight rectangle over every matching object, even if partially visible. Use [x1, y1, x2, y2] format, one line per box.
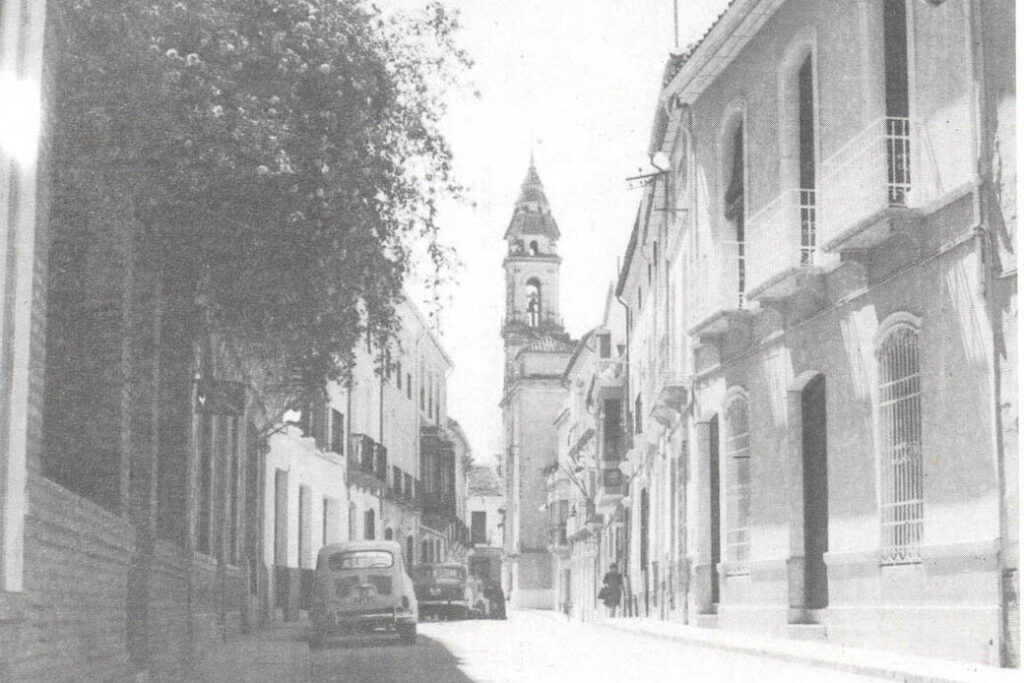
[501, 157, 569, 384]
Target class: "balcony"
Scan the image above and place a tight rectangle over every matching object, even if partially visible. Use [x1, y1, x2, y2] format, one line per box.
[348, 433, 386, 492]
[687, 240, 753, 350]
[595, 467, 625, 512]
[566, 500, 601, 541]
[746, 189, 825, 308]
[819, 117, 947, 256]
[548, 522, 568, 555]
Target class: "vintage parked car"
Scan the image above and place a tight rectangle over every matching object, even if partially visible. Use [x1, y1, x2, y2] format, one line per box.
[413, 562, 470, 620]
[310, 540, 418, 647]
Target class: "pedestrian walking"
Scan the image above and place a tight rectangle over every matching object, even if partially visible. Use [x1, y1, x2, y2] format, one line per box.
[598, 563, 623, 617]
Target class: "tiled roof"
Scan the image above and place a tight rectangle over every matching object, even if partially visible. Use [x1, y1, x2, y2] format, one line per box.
[468, 465, 502, 496]
[665, 0, 737, 86]
[504, 159, 561, 240]
[522, 335, 575, 354]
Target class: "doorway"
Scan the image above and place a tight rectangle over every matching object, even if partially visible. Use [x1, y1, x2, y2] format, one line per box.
[801, 375, 829, 609]
[709, 415, 721, 605]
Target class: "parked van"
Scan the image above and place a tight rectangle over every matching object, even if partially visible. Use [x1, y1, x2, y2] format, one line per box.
[413, 562, 470, 620]
[310, 541, 418, 646]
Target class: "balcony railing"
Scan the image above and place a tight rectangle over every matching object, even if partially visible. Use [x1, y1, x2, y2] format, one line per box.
[688, 239, 746, 332]
[746, 189, 818, 295]
[504, 310, 564, 330]
[349, 433, 376, 475]
[818, 116, 963, 251]
[348, 434, 388, 490]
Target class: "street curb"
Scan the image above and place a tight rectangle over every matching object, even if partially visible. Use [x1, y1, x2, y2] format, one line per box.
[587, 618, 1016, 683]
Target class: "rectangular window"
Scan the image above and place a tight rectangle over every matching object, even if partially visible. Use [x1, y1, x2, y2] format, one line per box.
[396, 361, 402, 389]
[330, 409, 345, 454]
[640, 487, 650, 567]
[602, 399, 622, 461]
[298, 485, 308, 568]
[404, 473, 414, 500]
[471, 511, 487, 545]
[274, 469, 288, 565]
[406, 373, 412, 399]
[228, 417, 240, 563]
[419, 366, 425, 410]
[364, 509, 375, 540]
[393, 466, 402, 496]
[323, 498, 329, 546]
[197, 414, 214, 554]
[598, 333, 611, 359]
[725, 398, 751, 570]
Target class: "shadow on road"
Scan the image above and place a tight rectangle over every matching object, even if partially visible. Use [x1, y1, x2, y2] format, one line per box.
[310, 633, 474, 683]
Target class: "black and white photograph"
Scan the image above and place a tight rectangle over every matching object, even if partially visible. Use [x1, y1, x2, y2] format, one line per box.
[0, 0, 1018, 680]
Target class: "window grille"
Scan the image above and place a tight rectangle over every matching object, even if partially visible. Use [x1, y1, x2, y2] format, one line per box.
[724, 396, 750, 571]
[878, 325, 922, 564]
[799, 189, 817, 266]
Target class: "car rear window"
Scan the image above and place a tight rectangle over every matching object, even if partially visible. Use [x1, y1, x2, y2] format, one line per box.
[327, 550, 394, 570]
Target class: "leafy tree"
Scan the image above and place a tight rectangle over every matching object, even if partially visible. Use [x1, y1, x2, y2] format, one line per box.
[53, 0, 468, 404]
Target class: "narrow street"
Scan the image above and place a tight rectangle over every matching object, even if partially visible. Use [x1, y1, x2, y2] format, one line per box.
[306, 611, 879, 683]
[310, 634, 472, 683]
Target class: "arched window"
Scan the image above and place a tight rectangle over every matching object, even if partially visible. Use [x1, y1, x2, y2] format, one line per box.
[529, 240, 539, 255]
[779, 36, 818, 267]
[883, 0, 911, 205]
[877, 320, 922, 564]
[384, 527, 394, 541]
[723, 121, 746, 307]
[526, 278, 542, 327]
[724, 393, 750, 569]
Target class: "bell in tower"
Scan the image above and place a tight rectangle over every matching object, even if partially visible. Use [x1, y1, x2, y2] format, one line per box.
[502, 156, 565, 332]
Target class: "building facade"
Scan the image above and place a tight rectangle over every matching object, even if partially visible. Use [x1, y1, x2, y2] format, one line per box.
[467, 465, 505, 585]
[262, 297, 471, 620]
[500, 160, 575, 609]
[607, 0, 1017, 667]
[547, 288, 630, 621]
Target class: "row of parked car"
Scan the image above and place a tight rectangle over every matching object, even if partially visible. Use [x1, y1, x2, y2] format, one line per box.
[310, 541, 506, 647]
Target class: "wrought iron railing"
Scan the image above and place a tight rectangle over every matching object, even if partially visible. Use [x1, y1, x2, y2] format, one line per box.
[746, 188, 818, 294]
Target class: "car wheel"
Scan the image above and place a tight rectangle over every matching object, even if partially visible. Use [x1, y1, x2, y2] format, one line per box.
[398, 623, 417, 645]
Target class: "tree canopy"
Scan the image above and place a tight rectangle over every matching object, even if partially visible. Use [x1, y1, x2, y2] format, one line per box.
[55, 0, 468, 399]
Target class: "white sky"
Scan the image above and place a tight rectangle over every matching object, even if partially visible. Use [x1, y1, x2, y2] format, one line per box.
[394, 0, 732, 464]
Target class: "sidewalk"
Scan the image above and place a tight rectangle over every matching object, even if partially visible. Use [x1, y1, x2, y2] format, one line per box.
[588, 615, 1018, 683]
[188, 620, 312, 683]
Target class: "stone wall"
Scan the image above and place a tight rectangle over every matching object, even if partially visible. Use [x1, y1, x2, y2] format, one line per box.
[2, 476, 136, 682]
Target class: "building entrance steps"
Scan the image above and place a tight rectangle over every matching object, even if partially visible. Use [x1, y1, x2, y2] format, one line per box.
[188, 620, 312, 683]
[590, 616, 1018, 683]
